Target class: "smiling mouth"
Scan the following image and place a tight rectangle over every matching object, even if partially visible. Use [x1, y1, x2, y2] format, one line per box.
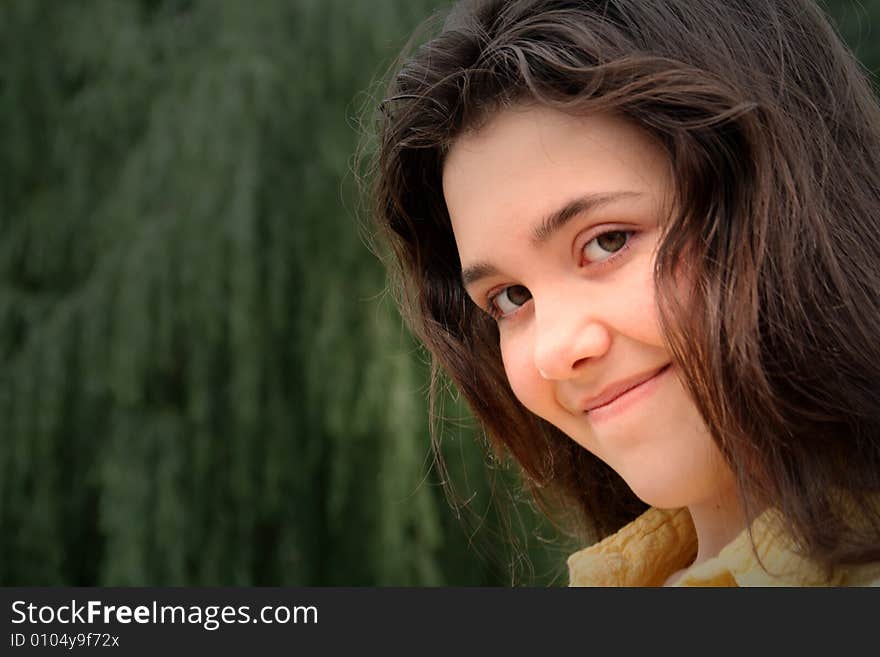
[583, 364, 671, 417]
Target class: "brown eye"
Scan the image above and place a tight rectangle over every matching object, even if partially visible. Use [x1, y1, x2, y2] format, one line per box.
[583, 230, 632, 263]
[491, 284, 532, 317]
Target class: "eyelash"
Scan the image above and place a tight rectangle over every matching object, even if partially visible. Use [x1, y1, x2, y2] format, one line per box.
[484, 229, 636, 321]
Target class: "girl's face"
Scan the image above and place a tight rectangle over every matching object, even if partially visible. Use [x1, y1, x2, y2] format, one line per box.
[443, 105, 734, 510]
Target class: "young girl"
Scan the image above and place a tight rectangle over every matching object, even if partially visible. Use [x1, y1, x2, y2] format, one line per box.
[368, 0, 880, 585]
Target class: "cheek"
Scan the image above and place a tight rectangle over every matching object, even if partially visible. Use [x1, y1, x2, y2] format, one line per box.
[499, 331, 550, 415]
[632, 298, 664, 347]
[618, 264, 666, 347]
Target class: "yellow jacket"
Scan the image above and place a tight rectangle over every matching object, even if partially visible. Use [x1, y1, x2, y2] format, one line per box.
[567, 507, 880, 586]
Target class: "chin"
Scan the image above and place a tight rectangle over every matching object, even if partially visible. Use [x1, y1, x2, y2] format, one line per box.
[613, 457, 711, 510]
[624, 478, 688, 510]
[618, 448, 736, 512]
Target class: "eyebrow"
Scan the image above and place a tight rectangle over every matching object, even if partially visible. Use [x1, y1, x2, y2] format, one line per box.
[460, 190, 643, 288]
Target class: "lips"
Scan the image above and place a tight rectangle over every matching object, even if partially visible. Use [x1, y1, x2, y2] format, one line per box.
[579, 364, 671, 413]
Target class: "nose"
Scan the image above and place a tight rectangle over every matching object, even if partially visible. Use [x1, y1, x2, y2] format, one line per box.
[532, 296, 611, 380]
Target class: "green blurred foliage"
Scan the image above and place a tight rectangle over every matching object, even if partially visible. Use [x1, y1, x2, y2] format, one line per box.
[0, 0, 571, 586]
[0, 0, 876, 586]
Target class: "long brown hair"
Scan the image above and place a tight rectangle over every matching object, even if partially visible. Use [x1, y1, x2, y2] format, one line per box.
[367, 0, 880, 568]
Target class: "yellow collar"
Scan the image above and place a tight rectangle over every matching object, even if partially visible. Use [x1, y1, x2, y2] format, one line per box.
[567, 506, 880, 586]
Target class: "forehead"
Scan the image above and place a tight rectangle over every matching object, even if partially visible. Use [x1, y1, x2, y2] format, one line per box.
[442, 105, 671, 258]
